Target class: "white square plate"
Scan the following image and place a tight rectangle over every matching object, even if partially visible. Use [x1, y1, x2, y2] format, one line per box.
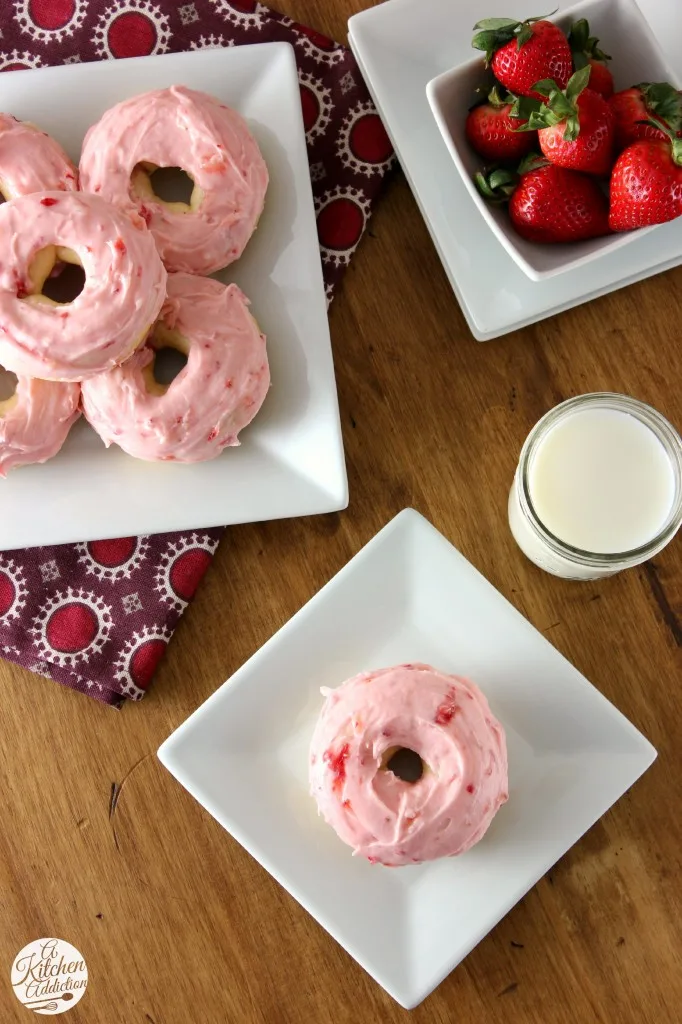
[158, 508, 656, 1009]
[0, 45, 346, 550]
[349, 0, 682, 339]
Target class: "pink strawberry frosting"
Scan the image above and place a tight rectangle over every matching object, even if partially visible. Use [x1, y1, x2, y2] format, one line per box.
[309, 663, 508, 867]
[79, 86, 268, 275]
[0, 114, 77, 198]
[0, 374, 80, 476]
[81, 272, 269, 463]
[0, 190, 167, 382]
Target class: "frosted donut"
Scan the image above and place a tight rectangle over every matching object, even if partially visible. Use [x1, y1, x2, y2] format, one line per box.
[0, 191, 167, 382]
[0, 370, 80, 476]
[0, 114, 77, 199]
[81, 272, 269, 463]
[79, 86, 269, 274]
[309, 663, 508, 867]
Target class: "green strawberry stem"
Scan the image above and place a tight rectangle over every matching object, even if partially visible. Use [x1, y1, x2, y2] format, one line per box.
[474, 167, 518, 203]
[475, 153, 548, 203]
[517, 152, 550, 174]
[638, 82, 682, 132]
[509, 94, 543, 120]
[472, 9, 558, 63]
[568, 18, 611, 70]
[515, 66, 591, 140]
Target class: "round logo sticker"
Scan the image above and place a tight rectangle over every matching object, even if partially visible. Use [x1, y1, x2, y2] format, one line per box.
[11, 938, 88, 1014]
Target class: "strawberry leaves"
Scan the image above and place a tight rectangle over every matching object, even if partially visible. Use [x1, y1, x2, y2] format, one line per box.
[474, 166, 518, 202]
[474, 153, 549, 204]
[639, 82, 682, 132]
[568, 18, 611, 70]
[516, 66, 592, 141]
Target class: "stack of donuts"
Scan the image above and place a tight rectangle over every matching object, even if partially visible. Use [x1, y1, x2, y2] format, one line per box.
[0, 86, 270, 476]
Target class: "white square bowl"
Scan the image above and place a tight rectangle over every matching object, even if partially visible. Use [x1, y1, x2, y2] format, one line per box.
[158, 508, 656, 1009]
[0, 44, 347, 550]
[426, 0, 680, 281]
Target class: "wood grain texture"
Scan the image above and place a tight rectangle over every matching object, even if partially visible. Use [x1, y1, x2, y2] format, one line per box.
[1, 3, 681, 1021]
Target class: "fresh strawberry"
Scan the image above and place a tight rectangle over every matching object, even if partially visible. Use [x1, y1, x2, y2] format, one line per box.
[609, 127, 682, 230]
[568, 18, 614, 100]
[518, 67, 615, 175]
[472, 15, 571, 100]
[475, 155, 610, 243]
[609, 82, 682, 152]
[465, 86, 537, 162]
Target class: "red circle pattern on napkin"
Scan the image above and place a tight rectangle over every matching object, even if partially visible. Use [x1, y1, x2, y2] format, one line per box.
[0, 0, 394, 706]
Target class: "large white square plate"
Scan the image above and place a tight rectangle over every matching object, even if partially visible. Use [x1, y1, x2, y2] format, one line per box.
[348, 0, 682, 340]
[158, 508, 656, 1009]
[0, 45, 346, 550]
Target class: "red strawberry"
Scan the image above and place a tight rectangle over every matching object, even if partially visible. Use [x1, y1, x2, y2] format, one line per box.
[609, 131, 682, 230]
[585, 61, 614, 101]
[568, 18, 614, 100]
[609, 82, 682, 152]
[472, 15, 571, 100]
[475, 156, 610, 243]
[465, 87, 537, 162]
[520, 67, 615, 175]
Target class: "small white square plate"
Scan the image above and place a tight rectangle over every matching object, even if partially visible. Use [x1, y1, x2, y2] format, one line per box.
[0, 44, 346, 550]
[158, 508, 656, 1009]
[427, 0, 677, 281]
[349, 0, 682, 339]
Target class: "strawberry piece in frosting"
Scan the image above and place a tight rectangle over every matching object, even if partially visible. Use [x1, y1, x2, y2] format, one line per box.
[309, 663, 508, 867]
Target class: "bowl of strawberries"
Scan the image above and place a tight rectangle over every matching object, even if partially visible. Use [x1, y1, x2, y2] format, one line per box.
[426, 0, 682, 280]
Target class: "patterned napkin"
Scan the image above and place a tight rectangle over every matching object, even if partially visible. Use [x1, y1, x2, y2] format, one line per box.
[0, 0, 393, 706]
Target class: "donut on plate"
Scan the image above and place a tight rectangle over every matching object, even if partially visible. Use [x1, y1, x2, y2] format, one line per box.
[0, 370, 80, 476]
[309, 663, 508, 867]
[79, 86, 269, 275]
[0, 113, 77, 199]
[81, 272, 269, 463]
[0, 191, 167, 382]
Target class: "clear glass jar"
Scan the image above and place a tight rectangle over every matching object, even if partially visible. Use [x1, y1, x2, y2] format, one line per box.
[508, 393, 682, 580]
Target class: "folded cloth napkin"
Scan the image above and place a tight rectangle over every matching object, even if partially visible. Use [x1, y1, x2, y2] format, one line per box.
[0, 0, 394, 707]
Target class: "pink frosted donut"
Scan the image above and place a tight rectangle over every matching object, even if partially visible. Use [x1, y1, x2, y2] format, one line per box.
[79, 86, 269, 274]
[0, 191, 167, 382]
[81, 272, 269, 463]
[0, 372, 80, 475]
[0, 114, 77, 199]
[309, 663, 508, 867]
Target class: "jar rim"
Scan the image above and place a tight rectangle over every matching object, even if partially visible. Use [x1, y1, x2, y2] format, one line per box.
[516, 393, 682, 567]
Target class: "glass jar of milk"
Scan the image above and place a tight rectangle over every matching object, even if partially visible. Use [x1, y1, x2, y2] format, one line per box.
[508, 393, 682, 580]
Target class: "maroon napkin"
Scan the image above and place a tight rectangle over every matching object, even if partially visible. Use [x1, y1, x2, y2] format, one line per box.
[0, 1, 393, 706]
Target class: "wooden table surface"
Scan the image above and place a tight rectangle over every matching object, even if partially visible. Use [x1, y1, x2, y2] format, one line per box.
[2, 2, 681, 1022]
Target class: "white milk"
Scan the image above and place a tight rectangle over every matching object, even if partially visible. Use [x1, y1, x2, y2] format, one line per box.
[508, 396, 682, 580]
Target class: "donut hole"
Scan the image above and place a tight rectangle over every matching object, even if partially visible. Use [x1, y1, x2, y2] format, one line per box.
[25, 246, 85, 306]
[41, 261, 86, 304]
[143, 323, 190, 396]
[153, 346, 188, 386]
[0, 366, 18, 401]
[131, 162, 200, 212]
[382, 747, 424, 784]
